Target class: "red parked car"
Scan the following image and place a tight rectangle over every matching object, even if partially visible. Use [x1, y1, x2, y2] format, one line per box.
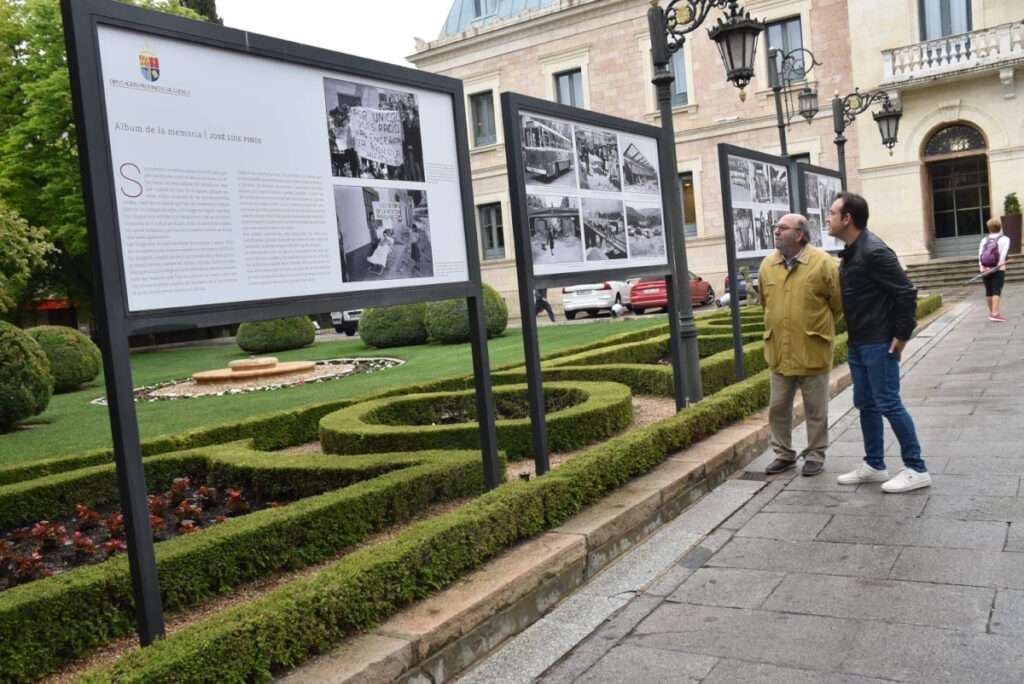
[629, 272, 715, 314]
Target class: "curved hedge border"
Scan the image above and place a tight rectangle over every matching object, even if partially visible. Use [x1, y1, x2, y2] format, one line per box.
[545, 331, 763, 369]
[74, 361, 795, 684]
[0, 446, 500, 683]
[320, 382, 633, 460]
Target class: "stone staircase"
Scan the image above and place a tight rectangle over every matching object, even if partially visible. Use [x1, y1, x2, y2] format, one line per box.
[904, 254, 1024, 294]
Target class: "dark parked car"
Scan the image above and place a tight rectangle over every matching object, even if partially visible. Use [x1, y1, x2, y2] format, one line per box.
[628, 272, 715, 314]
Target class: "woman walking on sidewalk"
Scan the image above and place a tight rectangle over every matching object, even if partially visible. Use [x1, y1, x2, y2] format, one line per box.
[978, 217, 1011, 322]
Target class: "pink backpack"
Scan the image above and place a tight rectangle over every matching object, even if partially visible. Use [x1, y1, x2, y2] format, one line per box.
[980, 237, 1001, 268]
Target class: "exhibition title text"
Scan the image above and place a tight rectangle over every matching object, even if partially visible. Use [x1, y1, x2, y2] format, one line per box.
[114, 121, 263, 145]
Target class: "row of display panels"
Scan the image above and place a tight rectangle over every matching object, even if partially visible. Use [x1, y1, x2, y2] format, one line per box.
[88, 9, 839, 324]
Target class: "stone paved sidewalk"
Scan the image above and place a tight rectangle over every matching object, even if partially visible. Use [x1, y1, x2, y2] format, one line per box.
[457, 288, 1024, 684]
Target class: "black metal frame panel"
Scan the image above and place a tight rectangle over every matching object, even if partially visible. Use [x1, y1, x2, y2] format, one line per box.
[64, 0, 486, 336]
[502, 92, 688, 475]
[716, 143, 800, 380]
[61, 0, 500, 646]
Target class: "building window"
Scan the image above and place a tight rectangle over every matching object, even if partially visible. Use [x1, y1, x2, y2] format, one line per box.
[668, 50, 688, 106]
[679, 172, 698, 238]
[473, 0, 497, 19]
[766, 17, 804, 82]
[478, 203, 505, 260]
[470, 91, 496, 146]
[919, 0, 971, 40]
[924, 124, 985, 156]
[925, 123, 989, 240]
[554, 69, 584, 107]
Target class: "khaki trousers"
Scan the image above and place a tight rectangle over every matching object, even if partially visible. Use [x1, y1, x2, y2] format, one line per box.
[769, 370, 830, 464]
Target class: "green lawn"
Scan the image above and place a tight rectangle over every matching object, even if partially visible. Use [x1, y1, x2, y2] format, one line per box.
[0, 318, 664, 466]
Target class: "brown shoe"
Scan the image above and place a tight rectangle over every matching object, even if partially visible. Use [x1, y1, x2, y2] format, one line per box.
[802, 460, 825, 477]
[765, 458, 796, 475]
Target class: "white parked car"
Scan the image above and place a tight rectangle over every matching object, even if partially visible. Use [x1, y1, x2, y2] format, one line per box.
[561, 281, 633, 320]
[330, 310, 362, 336]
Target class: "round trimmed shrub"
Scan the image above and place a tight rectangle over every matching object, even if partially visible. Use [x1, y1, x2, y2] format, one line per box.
[425, 284, 509, 344]
[236, 317, 316, 354]
[0, 320, 53, 430]
[27, 325, 102, 393]
[358, 303, 428, 349]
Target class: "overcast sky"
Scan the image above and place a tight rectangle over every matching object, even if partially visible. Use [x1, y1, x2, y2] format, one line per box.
[216, 0, 456, 66]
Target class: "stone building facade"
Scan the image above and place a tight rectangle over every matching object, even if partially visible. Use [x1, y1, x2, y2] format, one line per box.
[411, 0, 1020, 314]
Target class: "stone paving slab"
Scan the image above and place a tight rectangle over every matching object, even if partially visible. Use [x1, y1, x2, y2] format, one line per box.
[627, 604, 860, 671]
[889, 546, 1024, 589]
[764, 489, 929, 517]
[817, 514, 1008, 550]
[841, 620, 1024, 684]
[666, 567, 786, 609]
[990, 589, 1024, 635]
[761, 573, 994, 632]
[706, 537, 901, 578]
[922, 494, 1024, 521]
[570, 644, 716, 684]
[702, 659, 897, 684]
[733, 511, 832, 541]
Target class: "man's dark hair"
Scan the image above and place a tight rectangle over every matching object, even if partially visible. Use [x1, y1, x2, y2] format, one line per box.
[834, 192, 869, 230]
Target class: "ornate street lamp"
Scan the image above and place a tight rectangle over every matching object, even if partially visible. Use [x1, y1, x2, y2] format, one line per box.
[766, 47, 822, 157]
[648, 0, 764, 400]
[831, 88, 903, 189]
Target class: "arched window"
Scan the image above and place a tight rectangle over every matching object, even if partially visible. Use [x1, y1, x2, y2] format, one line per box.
[924, 124, 986, 156]
[924, 123, 990, 243]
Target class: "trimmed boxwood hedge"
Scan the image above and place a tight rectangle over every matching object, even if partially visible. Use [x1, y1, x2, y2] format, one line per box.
[425, 283, 509, 343]
[26, 325, 102, 393]
[74, 363, 795, 684]
[236, 317, 316, 354]
[358, 303, 429, 348]
[320, 382, 633, 460]
[0, 446, 500, 683]
[0, 321, 53, 431]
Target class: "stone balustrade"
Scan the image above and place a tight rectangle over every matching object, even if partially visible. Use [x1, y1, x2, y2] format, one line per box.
[882, 20, 1024, 85]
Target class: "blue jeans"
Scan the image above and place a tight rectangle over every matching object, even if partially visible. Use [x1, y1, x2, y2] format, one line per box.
[848, 342, 926, 473]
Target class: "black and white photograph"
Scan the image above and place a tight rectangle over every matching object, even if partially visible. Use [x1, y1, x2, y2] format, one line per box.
[335, 186, 433, 282]
[575, 126, 622, 192]
[728, 156, 752, 203]
[733, 208, 755, 253]
[807, 214, 823, 246]
[752, 162, 771, 204]
[620, 135, 660, 195]
[625, 203, 666, 259]
[754, 209, 773, 251]
[769, 165, 789, 205]
[521, 114, 577, 188]
[803, 171, 844, 251]
[325, 78, 425, 182]
[582, 198, 627, 261]
[526, 192, 582, 264]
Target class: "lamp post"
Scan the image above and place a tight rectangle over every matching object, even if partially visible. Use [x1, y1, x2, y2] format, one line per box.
[648, 0, 764, 404]
[767, 47, 821, 157]
[832, 88, 903, 189]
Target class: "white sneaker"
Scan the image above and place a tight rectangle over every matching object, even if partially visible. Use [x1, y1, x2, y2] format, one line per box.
[881, 469, 932, 493]
[837, 463, 889, 485]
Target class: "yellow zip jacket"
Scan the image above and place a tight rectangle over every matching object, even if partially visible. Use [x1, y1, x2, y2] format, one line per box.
[758, 245, 843, 376]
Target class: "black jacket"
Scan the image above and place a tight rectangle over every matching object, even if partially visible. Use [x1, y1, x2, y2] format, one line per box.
[838, 229, 917, 344]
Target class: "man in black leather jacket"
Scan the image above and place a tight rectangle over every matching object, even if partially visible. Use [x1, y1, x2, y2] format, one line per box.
[827, 192, 930, 493]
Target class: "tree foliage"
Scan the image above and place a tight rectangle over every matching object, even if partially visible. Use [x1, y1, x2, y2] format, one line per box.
[0, 0, 203, 310]
[0, 200, 52, 315]
[180, 0, 220, 23]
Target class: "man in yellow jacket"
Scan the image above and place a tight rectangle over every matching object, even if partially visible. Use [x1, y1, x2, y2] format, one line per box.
[759, 213, 843, 477]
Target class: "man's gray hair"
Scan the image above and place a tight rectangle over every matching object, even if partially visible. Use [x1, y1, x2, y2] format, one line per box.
[793, 215, 812, 245]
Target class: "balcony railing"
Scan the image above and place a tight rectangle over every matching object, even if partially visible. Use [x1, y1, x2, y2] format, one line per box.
[882, 21, 1024, 85]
